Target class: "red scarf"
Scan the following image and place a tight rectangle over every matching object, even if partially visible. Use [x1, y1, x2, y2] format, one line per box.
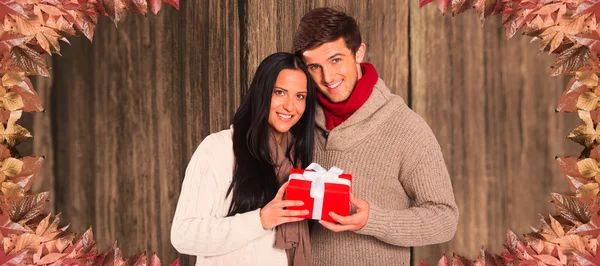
[317, 62, 378, 130]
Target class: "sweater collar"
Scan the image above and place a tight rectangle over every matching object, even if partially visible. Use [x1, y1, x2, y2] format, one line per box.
[315, 78, 406, 151]
[317, 63, 378, 130]
[316, 78, 391, 131]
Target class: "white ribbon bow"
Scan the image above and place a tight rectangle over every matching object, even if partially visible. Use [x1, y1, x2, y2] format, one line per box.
[289, 163, 350, 220]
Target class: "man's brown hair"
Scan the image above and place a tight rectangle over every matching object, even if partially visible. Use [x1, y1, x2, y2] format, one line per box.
[293, 7, 361, 56]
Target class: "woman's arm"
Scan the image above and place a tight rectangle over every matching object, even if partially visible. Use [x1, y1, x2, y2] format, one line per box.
[170, 134, 271, 256]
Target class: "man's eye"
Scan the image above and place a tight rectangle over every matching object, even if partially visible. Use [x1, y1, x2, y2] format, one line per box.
[332, 58, 341, 63]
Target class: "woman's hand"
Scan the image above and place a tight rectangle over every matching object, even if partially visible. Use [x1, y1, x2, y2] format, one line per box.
[259, 181, 308, 230]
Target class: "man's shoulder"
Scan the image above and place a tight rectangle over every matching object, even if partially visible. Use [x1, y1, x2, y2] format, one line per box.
[373, 82, 430, 131]
[372, 82, 438, 144]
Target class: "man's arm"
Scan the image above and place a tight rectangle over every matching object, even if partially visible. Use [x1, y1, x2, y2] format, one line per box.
[321, 143, 459, 247]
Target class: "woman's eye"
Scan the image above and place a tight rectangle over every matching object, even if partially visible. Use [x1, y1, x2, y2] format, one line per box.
[274, 90, 285, 96]
[310, 65, 319, 70]
[297, 94, 305, 99]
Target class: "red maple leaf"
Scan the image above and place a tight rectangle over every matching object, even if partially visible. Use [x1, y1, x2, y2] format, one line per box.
[573, 246, 600, 265]
[574, 0, 600, 22]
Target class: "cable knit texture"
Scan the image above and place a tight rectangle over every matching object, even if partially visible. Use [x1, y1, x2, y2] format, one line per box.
[170, 128, 287, 266]
[311, 78, 459, 266]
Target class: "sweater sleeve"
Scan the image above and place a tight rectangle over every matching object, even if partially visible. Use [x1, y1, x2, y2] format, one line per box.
[356, 143, 459, 247]
[170, 134, 271, 256]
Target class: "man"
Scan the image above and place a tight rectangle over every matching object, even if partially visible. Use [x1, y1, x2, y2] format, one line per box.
[292, 7, 459, 266]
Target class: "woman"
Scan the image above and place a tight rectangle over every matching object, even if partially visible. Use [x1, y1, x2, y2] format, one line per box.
[171, 52, 316, 266]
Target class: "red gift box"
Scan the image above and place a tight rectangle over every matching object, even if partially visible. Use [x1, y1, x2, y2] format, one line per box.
[285, 163, 352, 222]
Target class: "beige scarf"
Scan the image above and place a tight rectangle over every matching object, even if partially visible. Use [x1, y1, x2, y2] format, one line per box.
[270, 131, 312, 266]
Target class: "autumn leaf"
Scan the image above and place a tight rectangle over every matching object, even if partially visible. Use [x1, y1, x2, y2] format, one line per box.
[474, 0, 498, 22]
[578, 157, 600, 182]
[504, 230, 536, 259]
[9, 45, 49, 77]
[557, 156, 589, 192]
[569, 111, 600, 147]
[163, 0, 180, 10]
[1, 182, 22, 198]
[149, 0, 162, 15]
[0, 110, 32, 147]
[573, 246, 600, 266]
[578, 182, 600, 198]
[574, 0, 600, 22]
[102, 0, 126, 25]
[9, 192, 48, 223]
[0, 33, 27, 56]
[551, 193, 590, 225]
[93, 241, 126, 265]
[0, 248, 27, 266]
[0, 214, 27, 236]
[574, 33, 600, 53]
[0, 1, 27, 22]
[168, 258, 181, 266]
[579, 71, 599, 87]
[557, 234, 591, 256]
[574, 213, 600, 237]
[552, 45, 591, 76]
[9, 77, 43, 112]
[9, 156, 43, 192]
[0, 157, 23, 181]
[128, 0, 148, 15]
[577, 89, 600, 111]
[37, 252, 67, 264]
[451, 253, 472, 266]
[558, 77, 589, 112]
[0, 91, 23, 112]
[62, 227, 96, 260]
[452, 0, 472, 15]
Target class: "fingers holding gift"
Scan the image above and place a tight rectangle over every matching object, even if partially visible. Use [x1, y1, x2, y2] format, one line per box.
[260, 197, 307, 229]
[275, 181, 289, 200]
[276, 200, 304, 208]
[319, 219, 356, 232]
[350, 193, 369, 210]
[282, 209, 309, 217]
[329, 211, 356, 224]
[322, 210, 368, 232]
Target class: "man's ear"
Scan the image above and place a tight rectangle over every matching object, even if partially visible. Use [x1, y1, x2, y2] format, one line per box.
[355, 43, 366, 63]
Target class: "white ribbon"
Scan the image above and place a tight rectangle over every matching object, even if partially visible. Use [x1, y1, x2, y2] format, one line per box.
[289, 163, 350, 220]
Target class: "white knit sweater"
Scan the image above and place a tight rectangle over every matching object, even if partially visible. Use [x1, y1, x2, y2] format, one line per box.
[170, 128, 287, 266]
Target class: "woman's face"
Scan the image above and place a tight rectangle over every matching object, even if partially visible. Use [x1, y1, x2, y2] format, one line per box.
[268, 69, 308, 142]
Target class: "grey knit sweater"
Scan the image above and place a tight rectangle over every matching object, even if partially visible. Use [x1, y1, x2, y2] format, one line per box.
[311, 78, 459, 266]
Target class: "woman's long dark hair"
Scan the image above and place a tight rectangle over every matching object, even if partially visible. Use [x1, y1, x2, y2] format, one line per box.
[226, 52, 316, 216]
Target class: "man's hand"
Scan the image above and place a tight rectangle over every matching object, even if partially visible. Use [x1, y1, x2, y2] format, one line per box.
[319, 193, 369, 232]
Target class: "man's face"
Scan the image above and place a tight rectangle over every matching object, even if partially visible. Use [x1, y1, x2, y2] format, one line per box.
[302, 38, 366, 103]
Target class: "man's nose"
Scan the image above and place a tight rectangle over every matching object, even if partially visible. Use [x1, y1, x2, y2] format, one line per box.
[322, 66, 334, 84]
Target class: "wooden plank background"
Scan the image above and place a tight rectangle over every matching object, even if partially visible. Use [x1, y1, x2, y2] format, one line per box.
[40, 0, 580, 265]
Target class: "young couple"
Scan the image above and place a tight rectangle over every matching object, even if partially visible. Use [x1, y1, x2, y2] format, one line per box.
[171, 7, 459, 266]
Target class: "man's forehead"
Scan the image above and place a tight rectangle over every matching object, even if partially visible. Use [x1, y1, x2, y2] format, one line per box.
[302, 40, 351, 63]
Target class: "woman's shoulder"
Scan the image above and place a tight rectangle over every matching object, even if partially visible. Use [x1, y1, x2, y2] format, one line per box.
[188, 127, 234, 172]
[200, 127, 234, 147]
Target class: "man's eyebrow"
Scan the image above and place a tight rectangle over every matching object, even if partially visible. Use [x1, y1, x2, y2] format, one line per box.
[306, 53, 345, 66]
[327, 53, 344, 60]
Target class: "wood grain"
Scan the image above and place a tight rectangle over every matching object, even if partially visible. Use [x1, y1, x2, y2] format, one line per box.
[44, 1, 582, 266]
[410, 6, 580, 264]
[245, 0, 408, 99]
